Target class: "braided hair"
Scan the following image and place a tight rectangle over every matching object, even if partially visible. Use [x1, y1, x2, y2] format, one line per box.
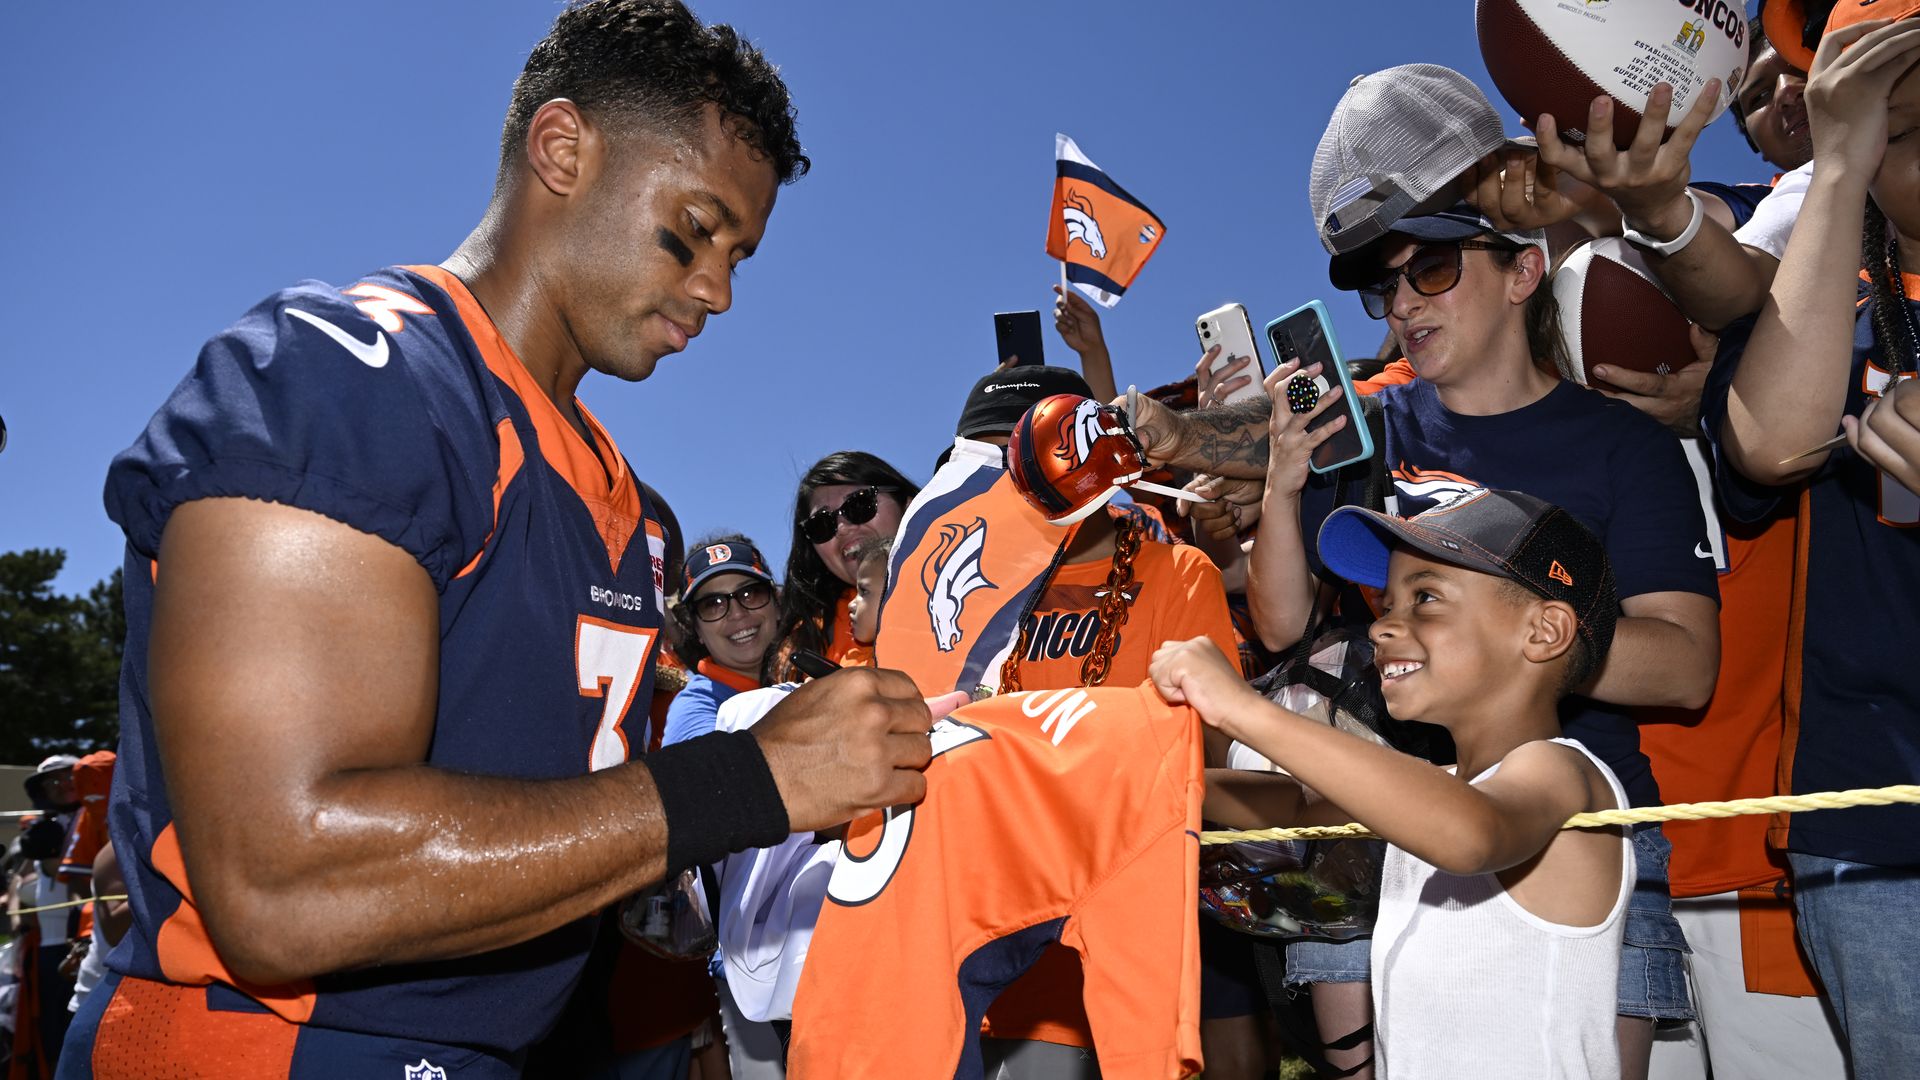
[1863, 199, 1916, 377]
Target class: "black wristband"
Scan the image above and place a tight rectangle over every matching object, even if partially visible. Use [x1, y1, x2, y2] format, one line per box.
[644, 730, 790, 875]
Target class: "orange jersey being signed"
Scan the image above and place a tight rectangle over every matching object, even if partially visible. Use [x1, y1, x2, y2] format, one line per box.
[788, 684, 1204, 1080]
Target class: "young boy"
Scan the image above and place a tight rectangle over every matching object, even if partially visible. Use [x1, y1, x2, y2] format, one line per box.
[839, 537, 889, 667]
[1152, 489, 1635, 1079]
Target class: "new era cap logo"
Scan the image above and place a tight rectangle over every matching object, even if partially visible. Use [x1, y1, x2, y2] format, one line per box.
[1549, 561, 1574, 587]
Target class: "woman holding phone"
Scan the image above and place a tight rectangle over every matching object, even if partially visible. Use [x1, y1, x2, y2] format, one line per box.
[1139, 193, 1722, 1079]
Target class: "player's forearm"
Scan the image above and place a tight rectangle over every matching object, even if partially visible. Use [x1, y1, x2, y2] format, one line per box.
[1244, 495, 1316, 651]
[1723, 169, 1874, 484]
[1215, 694, 1548, 875]
[197, 760, 674, 984]
[1580, 611, 1719, 709]
[1629, 197, 1772, 332]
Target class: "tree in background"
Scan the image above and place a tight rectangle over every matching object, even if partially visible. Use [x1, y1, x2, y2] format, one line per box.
[0, 550, 123, 762]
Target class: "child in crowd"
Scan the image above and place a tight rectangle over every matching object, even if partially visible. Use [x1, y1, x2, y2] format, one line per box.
[839, 538, 889, 668]
[1152, 489, 1635, 1079]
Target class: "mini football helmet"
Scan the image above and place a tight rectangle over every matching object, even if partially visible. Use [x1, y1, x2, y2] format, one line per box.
[1007, 394, 1146, 526]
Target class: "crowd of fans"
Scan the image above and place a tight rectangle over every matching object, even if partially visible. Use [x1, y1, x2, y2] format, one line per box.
[547, 8, 1915, 1079]
[19, 0, 1919, 1077]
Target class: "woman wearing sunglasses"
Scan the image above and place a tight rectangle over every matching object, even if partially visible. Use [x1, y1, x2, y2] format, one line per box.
[1238, 202, 1724, 1080]
[661, 534, 782, 751]
[764, 451, 920, 682]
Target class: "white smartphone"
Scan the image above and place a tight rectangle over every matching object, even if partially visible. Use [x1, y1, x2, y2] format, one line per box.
[1194, 303, 1267, 406]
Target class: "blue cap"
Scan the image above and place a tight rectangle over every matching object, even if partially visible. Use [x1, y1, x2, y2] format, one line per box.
[682, 539, 774, 598]
[1328, 201, 1547, 290]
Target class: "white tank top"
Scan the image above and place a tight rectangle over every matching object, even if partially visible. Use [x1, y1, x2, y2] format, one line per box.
[1369, 738, 1634, 1080]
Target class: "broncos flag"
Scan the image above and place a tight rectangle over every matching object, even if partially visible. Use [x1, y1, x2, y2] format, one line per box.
[1046, 133, 1167, 308]
[875, 440, 1079, 696]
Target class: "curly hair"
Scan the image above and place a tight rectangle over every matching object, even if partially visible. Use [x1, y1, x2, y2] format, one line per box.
[763, 452, 921, 682]
[499, 0, 809, 188]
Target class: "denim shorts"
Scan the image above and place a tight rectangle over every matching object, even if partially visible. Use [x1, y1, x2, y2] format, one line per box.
[1280, 825, 1695, 1021]
[1619, 824, 1694, 1021]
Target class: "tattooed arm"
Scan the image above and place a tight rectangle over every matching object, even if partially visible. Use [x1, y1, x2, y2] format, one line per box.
[1126, 391, 1274, 480]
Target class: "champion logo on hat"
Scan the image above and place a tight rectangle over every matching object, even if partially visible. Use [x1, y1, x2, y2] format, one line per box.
[985, 381, 1042, 394]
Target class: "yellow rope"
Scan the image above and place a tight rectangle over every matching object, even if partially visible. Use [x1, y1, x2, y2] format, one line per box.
[1198, 784, 1920, 845]
[10, 894, 128, 916]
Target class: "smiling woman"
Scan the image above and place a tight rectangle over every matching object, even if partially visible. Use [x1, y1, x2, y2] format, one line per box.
[662, 532, 780, 748]
[765, 451, 920, 682]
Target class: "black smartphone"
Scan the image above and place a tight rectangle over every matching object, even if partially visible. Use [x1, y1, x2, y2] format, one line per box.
[993, 310, 1045, 368]
[1265, 301, 1374, 475]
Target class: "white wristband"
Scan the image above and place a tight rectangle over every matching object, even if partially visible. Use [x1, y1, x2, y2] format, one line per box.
[1621, 188, 1705, 258]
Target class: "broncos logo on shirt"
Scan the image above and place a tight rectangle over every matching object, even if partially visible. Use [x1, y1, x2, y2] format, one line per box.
[1392, 463, 1482, 510]
[923, 517, 996, 652]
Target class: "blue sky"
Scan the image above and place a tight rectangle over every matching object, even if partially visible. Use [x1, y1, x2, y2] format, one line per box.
[0, 1, 1766, 594]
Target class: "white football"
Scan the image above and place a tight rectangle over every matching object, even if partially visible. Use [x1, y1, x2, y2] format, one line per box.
[1476, 0, 1747, 149]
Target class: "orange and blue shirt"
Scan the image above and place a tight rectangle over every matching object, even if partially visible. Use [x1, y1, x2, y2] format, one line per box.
[1702, 276, 1920, 867]
[89, 265, 667, 1072]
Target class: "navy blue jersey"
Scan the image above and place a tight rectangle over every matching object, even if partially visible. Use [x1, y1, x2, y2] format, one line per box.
[1301, 379, 1719, 805]
[1689, 180, 1776, 232]
[94, 265, 667, 1060]
[1702, 280, 1920, 866]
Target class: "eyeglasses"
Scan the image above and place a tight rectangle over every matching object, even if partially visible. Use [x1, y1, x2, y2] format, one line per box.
[1358, 240, 1518, 320]
[690, 579, 775, 623]
[801, 485, 893, 545]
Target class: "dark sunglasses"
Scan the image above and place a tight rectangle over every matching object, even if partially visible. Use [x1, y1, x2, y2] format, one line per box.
[690, 579, 775, 623]
[1358, 240, 1517, 320]
[801, 485, 894, 546]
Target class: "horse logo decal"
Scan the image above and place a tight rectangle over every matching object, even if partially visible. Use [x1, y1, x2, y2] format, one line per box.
[1061, 191, 1107, 260]
[1053, 398, 1108, 470]
[922, 517, 995, 652]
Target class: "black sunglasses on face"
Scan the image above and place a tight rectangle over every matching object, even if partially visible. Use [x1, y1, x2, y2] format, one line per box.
[1358, 240, 1518, 320]
[691, 579, 775, 623]
[801, 485, 893, 545]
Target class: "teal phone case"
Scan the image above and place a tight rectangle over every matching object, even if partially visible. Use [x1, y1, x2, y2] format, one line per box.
[1264, 300, 1375, 475]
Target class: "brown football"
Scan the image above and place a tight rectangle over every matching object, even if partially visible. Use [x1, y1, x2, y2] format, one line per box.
[1552, 238, 1695, 392]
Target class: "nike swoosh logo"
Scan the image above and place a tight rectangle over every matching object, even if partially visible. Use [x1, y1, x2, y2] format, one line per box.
[1694, 543, 1713, 560]
[287, 308, 389, 368]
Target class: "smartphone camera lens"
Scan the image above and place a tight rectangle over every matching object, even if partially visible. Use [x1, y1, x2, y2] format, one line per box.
[1202, 328, 1211, 339]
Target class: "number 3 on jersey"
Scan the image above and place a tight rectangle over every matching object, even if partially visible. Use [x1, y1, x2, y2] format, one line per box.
[576, 616, 659, 771]
[828, 717, 991, 906]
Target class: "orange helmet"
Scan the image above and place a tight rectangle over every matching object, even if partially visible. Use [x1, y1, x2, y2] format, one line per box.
[1007, 395, 1146, 525]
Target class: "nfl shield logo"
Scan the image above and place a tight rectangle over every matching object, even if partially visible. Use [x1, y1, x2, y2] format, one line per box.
[404, 1062, 448, 1080]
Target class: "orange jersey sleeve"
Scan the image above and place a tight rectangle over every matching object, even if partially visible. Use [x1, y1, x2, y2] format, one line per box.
[1355, 358, 1417, 394]
[788, 684, 1204, 1079]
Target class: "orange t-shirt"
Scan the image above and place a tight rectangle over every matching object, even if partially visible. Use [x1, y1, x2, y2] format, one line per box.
[1639, 507, 1797, 898]
[789, 685, 1204, 1079]
[1007, 541, 1240, 693]
[1639, 471, 1816, 996]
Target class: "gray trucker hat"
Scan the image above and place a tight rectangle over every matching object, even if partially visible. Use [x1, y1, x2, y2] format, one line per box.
[1310, 64, 1515, 256]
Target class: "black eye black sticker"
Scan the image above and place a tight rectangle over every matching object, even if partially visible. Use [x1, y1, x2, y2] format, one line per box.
[656, 226, 694, 268]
